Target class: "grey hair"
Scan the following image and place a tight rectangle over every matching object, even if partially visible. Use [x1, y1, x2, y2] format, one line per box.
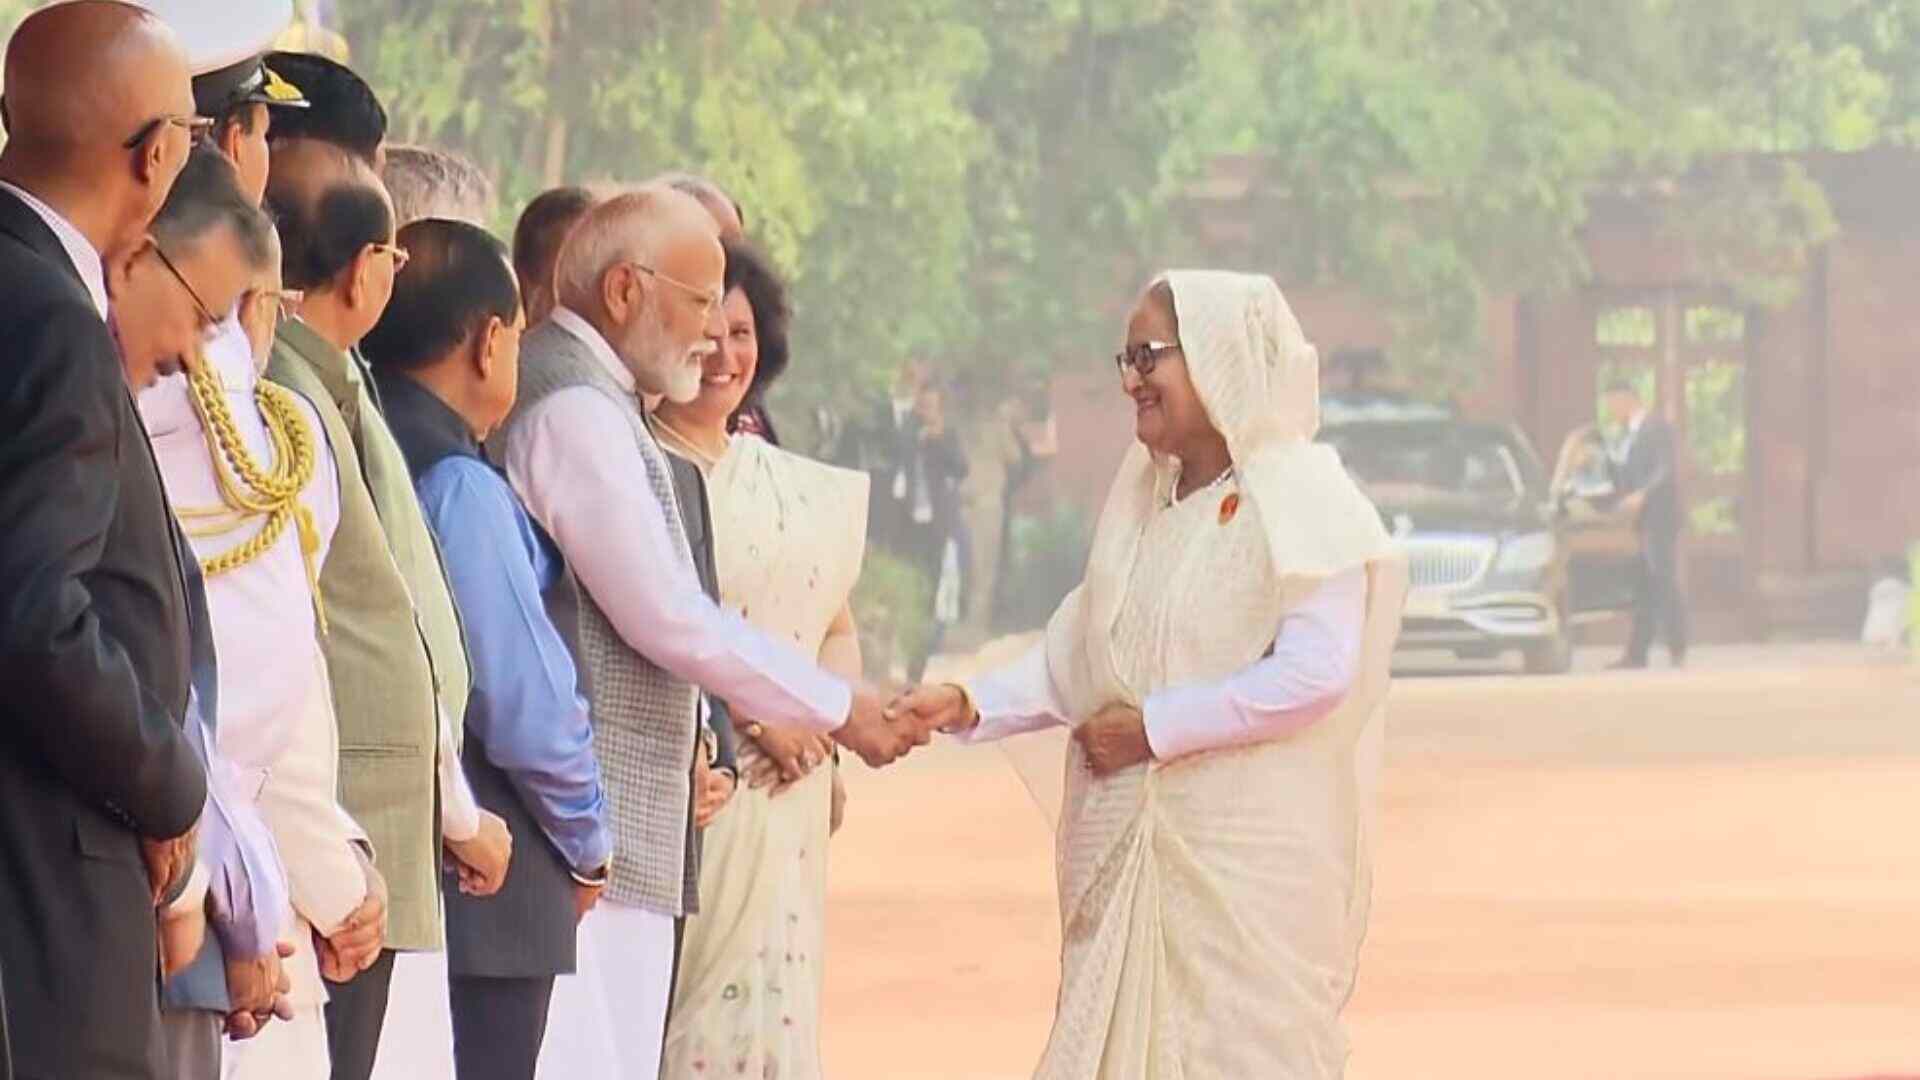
[553, 184, 704, 313]
[381, 143, 496, 227]
[154, 143, 275, 274]
[654, 171, 743, 228]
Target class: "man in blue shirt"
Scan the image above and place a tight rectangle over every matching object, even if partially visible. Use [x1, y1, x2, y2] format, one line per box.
[360, 218, 611, 1079]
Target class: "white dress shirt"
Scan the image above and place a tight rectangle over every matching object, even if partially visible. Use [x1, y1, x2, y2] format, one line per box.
[1611, 409, 1648, 466]
[504, 308, 851, 733]
[436, 700, 482, 842]
[963, 567, 1367, 759]
[0, 179, 108, 317]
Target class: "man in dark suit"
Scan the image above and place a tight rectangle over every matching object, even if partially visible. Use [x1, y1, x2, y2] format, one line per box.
[0, 4, 211, 1078]
[1603, 381, 1691, 669]
[841, 360, 929, 556]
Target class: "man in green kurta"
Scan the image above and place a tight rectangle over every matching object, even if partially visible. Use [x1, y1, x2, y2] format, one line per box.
[264, 136, 509, 1080]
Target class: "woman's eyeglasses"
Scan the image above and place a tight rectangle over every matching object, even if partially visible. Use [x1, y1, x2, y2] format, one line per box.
[1114, 340, 1179, 378]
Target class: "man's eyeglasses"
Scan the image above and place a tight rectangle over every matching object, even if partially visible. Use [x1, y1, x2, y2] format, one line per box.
[626, 261, 720, 319]
[151, 241, 218, 334]
[122, 113, 215, 150]
[1114, 340, 1179, 379]
[370, 242, 411, 272]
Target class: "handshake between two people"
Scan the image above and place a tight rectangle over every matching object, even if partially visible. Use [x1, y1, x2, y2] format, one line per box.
[826, 682, 955, 768]
[829, 683, 1155, 777]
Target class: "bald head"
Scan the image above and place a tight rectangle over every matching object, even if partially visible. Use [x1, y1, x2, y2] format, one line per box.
[4, 2, 191, 158]
[0, 1, 194, 255]
[265, 138, 391, 291]
[656, 172, 743, 240]
[556, 184, 724, 403]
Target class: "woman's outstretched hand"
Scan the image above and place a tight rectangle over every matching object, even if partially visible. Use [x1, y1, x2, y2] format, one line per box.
[1075, 703, 1153, 776]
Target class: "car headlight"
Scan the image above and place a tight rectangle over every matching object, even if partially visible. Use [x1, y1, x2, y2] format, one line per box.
[1493, 531, 1554, 575]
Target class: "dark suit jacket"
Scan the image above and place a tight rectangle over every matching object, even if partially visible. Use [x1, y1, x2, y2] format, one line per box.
[1611, 414, 1680, 540]
[0, 187, 206, 1078]
[850, 399, 918, 555]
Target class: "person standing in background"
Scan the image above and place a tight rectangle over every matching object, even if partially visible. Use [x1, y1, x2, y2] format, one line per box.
[382, 145, 497, 228]
[1602, 380, 1689, 669]
[903, 381, 969, 682]
[510, 186, 596, 328]
[0, 6, 210, 1076]
[850, 360, 930, 557]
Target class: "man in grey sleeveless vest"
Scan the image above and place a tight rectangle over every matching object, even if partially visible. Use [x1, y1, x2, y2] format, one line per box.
[493, 185, 921, 1079]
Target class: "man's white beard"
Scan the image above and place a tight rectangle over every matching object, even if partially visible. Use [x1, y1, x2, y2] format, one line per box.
[625, 311, 706, 404]
[660, 349, 706, 404]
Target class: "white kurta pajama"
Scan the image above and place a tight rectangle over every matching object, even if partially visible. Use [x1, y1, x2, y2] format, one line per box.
[961, 270, 1407, 1079]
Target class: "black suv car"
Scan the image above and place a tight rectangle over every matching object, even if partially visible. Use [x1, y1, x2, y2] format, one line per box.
[1319, 408, 1637, 674]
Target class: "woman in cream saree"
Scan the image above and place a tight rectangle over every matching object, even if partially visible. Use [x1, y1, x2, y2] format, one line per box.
[899, 270, 1407, 1078]
[653, 241, 868, 1080]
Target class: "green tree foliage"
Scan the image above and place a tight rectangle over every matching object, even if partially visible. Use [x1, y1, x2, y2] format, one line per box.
[2, 0, 1911, 401]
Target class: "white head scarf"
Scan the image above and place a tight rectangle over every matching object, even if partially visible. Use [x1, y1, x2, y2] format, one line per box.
[1154, 269, 1391, 579]
[1042, 270, 1396, 720]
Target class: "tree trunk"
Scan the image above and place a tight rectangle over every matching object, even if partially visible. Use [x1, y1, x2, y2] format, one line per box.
[542, 115, 568, 189]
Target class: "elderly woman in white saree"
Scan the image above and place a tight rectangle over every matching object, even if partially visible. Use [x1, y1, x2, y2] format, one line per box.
[896, 270, 1407, 1079]
[652, 240, 868, 1079]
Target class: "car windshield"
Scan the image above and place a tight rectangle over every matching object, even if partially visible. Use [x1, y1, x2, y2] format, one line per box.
[1323, 423, 1536, 502]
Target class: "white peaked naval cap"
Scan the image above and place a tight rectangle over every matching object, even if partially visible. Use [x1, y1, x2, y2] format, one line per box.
[135, 0, 307, 115]
[137, 0, 296, 74]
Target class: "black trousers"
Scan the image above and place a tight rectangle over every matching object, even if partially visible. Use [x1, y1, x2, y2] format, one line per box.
[1626, 530, 1690, 663]
[324, 948, 397, 1080]
[449, 976, 555, 1080]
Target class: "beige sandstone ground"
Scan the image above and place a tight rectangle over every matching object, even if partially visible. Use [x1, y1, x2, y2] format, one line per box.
[819, 645, 1920, 1080]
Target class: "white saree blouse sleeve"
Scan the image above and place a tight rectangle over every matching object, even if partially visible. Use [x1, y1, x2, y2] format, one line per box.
[959, 638, 1070, 744]
[960, 568, 1367, 756]
[1142, 566, 1367, 761]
